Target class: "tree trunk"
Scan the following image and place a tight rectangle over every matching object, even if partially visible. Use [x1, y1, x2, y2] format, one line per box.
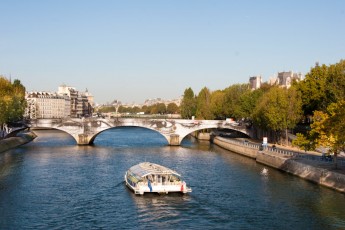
[334, 151, 338, 169]
[285, 128, 289, 146]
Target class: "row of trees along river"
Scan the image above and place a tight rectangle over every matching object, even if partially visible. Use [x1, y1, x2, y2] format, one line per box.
[99, 59, 345, 167]
[178, 60, 345, 167]
[0, 76, 26, 138]
[1, 60, 345, 165]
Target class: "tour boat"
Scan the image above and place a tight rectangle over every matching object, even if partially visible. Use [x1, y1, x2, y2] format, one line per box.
[124, 162, 192, 195]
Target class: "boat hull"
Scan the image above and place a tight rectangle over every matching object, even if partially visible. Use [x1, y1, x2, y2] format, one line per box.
[124, 165, 192, 195]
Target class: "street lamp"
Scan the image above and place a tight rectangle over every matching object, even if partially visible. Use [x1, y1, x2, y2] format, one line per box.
[112, 100, 121, 118]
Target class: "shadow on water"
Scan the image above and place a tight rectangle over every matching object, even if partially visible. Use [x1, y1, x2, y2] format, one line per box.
[93, 127, 168, 148]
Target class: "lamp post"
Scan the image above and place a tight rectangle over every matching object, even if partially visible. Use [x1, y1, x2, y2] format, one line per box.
[112, 100, 121, 118]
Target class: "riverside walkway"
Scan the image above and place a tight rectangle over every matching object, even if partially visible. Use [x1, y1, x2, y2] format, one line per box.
[233, 137, 345, 171]
[214, 136, 345, 193]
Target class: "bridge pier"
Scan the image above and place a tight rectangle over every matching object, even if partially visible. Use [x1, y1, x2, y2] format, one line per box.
[77, 134, 91, 145]
[169, 134, 180, 146]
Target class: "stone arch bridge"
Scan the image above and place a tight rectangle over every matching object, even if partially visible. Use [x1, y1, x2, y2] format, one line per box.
[28, 118, 251, 145]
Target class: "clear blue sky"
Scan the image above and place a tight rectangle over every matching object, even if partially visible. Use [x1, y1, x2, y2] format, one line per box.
[1, 0, 344, 104]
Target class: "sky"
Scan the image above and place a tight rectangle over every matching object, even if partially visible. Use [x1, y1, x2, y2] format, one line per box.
[1, 0, 344, 104]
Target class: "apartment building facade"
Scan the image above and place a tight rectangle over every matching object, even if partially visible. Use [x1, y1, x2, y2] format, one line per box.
[25, 92, 71, 119]
[25, 85, 93, 119]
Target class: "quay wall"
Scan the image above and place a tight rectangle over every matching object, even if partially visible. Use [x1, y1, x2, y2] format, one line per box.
[0, 132, 36, 153]
[213, 137, 257, 159]
[213, 136, 345, 193]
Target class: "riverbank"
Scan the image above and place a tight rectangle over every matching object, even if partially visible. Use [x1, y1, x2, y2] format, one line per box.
[213, 136, 345, 193]
[0, 131, 37, 153]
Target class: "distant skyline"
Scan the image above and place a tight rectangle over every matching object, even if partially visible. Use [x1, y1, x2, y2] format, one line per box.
[1, 0, 344, 104]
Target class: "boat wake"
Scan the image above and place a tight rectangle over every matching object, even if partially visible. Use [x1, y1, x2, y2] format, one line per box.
[114, 181, 125, 188]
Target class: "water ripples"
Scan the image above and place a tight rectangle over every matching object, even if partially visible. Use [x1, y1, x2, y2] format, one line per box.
[1, 128, 345, 229]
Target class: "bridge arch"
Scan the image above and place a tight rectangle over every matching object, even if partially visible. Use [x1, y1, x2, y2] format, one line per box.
[29, 118, 251, 146]
[88, 126, 171, 145]
[43, 127, 80, 144]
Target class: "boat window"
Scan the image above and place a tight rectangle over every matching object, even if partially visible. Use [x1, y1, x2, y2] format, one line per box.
[170, 175, 180, 182]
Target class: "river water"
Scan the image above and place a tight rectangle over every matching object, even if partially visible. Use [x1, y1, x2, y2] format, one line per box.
[0, 127, 344, 229]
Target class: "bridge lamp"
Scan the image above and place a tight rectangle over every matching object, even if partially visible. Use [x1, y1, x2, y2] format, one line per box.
[112, 100, 121, 117]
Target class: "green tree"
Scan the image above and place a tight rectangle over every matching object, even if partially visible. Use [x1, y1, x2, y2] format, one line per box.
[0, 77, 13, 127]
[180, 87, 196, 119]
[149, 105, 158, 114]
[196, 87, 213, 119]
[296, 60, 345, 116]
[141, 105, 148, 114]
[294, 101, 345, 168]
[308, 100, 345, 167]
[252, 86, 302, 144]
[98, 106, 115, 113]
[325, 60, 345, 103]
[166, 103, 179, 114]
[296, 63, 330, 114]
[210, 90, 225, 119]
[223, 84, 250, 120]
[325, 100, 345, 168]
[239, 88, 265, 120]
[0, 76, 26, 137]
[132, 106, 141, 114]
[156, 103, 167, 114]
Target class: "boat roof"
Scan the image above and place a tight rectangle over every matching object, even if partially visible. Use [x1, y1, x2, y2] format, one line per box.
[128, 162, 181, 178]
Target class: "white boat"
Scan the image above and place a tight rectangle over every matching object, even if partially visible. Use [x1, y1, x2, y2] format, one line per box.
[124, 162, 192, 195]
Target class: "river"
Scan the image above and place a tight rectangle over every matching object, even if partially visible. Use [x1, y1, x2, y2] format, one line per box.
[0, 127, 344, 229]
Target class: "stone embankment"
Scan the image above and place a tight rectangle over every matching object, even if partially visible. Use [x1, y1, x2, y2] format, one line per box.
[213, 136, 345, 193]
[0, 132, 37, 153]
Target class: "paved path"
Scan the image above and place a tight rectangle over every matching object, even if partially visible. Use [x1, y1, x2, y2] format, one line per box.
[269, 143, 345, 175]
[238, 138, 345, 175]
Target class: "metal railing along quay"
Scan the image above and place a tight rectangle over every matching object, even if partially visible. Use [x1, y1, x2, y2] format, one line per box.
[222, 137, 345, 167]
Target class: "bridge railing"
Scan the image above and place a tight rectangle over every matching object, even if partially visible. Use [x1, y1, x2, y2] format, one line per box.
[108, 114, 181, 119]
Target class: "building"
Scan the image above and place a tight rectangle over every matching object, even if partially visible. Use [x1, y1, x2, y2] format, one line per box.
[249, 71, 303, 90]
[249, 75, 262, 90]
[276, 71, 303, 88]
[58, 84, 78, 117]
[84, 88, 94, 107]
[25, 92, 71, 119]
[58, 84, 93, 118]
[142, 97, 182, 107]
[25, 84, 93, 119]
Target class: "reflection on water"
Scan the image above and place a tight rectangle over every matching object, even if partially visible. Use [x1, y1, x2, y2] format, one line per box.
[131, 192, 192, 227]
[0, 128, 345, 229]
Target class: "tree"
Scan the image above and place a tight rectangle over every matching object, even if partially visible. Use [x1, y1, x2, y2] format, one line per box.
[239, 88, 265, 120]
[132, 106, 141, 114]
[156, 103, 167, 114]
[292, 60, 345, 167]
[296, 101, 345, 168]
[141, 105, 148, 114]
[325, 100, 345, 168]
[325, 60, 345, 103]
[296, 60, 345, 115]
[296, 63, 328, 114]
[166, 103, 179, 114]
[222, 84, 250, 120]
[252, 86, 302, 144]
[180, 87, 197, 119]
[210, 90, 225, 119]
[0, 76, 26, 137]
[196, 87, 213, 119]
[98, 106, 115, 113]
[294, 109, 337, 168]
